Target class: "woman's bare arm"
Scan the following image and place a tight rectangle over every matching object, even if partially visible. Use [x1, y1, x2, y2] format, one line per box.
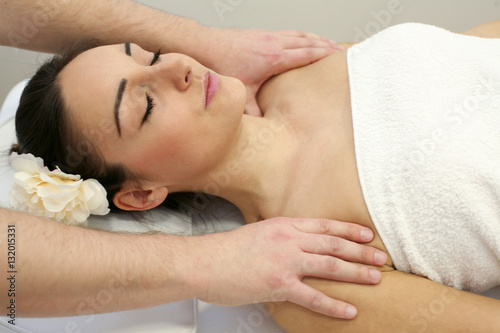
[269, 269, 500, 332]
[462, 20, 500, 38]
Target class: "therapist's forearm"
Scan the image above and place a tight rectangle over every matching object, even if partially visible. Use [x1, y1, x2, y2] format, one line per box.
[0, 0, 204, 55]
[0, 208, 390, 318]
[0, 208, 198, 317]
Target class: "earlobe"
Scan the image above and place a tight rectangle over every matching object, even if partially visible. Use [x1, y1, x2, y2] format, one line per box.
[113, 186, 168, 211]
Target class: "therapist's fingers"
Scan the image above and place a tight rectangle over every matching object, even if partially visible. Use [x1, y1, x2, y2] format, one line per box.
[290, 218, 387, 268]
[272, 47, 335, 73]
[301, 234, 387, 267]
[244, 86, 264, 117]
[291, 218, 376, 243]
[259, 30, 343, 75]
[277, 29, 340, 47]
[301, 253, 382, 285]
[280, 33, 345, 52]
[280, 282, 358, 319]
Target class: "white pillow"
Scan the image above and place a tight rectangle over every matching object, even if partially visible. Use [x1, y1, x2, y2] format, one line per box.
[0, 80, 27, 208]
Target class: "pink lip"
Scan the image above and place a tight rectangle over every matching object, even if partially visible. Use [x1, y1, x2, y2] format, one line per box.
[204, 71, 219, 109]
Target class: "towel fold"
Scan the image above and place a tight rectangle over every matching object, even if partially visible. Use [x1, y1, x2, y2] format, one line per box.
[348, 23, 500, 292]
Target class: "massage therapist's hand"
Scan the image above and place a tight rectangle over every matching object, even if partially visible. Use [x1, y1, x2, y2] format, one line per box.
[199, 28, 344, 116]
[189, 217, 386, 319]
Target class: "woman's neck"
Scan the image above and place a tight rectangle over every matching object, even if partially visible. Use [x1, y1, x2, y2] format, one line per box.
[193, 113, 294, 222]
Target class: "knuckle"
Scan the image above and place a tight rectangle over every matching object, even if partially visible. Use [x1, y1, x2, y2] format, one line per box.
[347, 224, 358, 239]
[309, 292, 323, 310]
[295, 30, 308, 38]
[329, 236, 342, 251]
[302, 47, 315, 59]
[269, 228, 293, 243]
[265, 51, 282, 67]
[318, 219, 330, 234]
[267, 272, 286, 290]
[308, 38, 322, 48]
[360, 246, 374, 263]
[355, 266, 368, 282]
[262, 33, 278, 44]
[325, 257, 340, 273]
[302, 256, 318, 274]
[347, 263, 368, 282]
[330, 302, 344, 317]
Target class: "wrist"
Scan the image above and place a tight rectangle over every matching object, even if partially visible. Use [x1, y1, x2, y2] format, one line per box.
[155, 16, 206, 54]
[176, 25, 230, 71]
[175, 233, 216, 301]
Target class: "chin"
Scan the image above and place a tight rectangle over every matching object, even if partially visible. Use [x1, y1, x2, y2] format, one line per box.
[221, 77, 247, 113]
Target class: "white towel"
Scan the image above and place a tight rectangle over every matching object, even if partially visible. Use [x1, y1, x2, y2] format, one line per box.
[348, 23, 500, 293]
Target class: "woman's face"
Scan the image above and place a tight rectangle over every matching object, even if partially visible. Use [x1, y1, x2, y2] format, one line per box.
[58, 43, 246, 189]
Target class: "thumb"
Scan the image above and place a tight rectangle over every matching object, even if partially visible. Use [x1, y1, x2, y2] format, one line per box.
[244, 85, 264, 117]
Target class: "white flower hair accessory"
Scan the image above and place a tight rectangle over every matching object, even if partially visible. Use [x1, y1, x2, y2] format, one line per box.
[9, 152, 110, 225]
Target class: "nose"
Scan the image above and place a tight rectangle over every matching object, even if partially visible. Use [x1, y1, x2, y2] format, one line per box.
[154, 54, 192, 92]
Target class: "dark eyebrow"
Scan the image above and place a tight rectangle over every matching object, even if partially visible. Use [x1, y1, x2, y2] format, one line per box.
[114, 78, 127, 137]
[114, 44, 132, 136]
[125, 42, 131, 56]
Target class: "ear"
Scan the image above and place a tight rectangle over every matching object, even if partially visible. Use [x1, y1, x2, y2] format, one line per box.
[113, 185, 169, 211]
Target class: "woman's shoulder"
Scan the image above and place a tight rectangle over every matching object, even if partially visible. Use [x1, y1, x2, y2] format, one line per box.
[257, 51, 349, 120]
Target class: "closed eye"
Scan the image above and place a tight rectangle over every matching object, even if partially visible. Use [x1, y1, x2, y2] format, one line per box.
[150, 49, 161, 66]
[140, 49, 161, 126]
[141, 93, 154, 126]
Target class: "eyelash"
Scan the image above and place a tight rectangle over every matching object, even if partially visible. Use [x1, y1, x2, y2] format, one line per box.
[142, 49, 161, 125]
[150, 49, 161, 66]
[142, 93, 154, 125]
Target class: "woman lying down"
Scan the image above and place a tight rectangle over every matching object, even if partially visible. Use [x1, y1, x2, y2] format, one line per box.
[12, 21, 500, 332]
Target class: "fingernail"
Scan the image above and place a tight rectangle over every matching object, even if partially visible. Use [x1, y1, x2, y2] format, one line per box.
[335, 45, 346, 52]
[345, 305, 357, 318]
[375, 251, 387, 265]
[361, 229, 373, 241]
[369, 269, 382, 283]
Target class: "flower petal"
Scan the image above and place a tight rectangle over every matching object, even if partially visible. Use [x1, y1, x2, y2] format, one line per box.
[51, 167, 81, 181]
[9, 153, 110, 225]
[40, 170, 82, 188]
[10, 153, 43, 174]
[82, 179, 110, 215]
[70, 205, 91, 224]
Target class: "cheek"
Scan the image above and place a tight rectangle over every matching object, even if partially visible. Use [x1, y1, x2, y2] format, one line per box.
[125, 145, 164, 178]
[129, 121, 200, 177]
